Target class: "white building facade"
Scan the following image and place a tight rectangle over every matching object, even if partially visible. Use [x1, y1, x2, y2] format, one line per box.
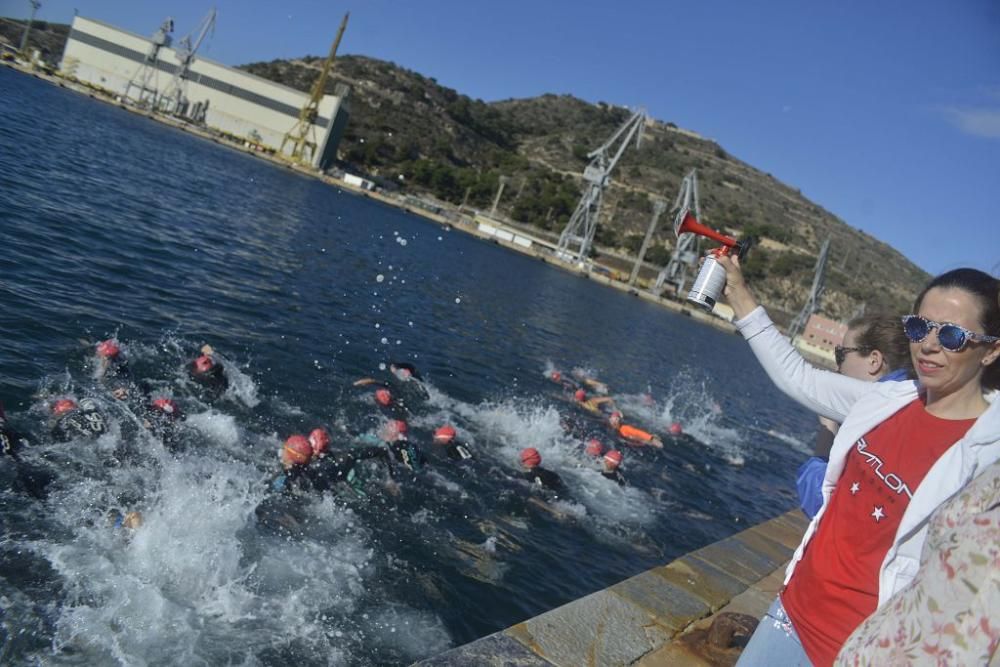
[60, 16, 349, 169]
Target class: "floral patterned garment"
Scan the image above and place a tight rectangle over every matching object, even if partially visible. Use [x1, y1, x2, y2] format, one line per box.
[835, 459, 1000, 666]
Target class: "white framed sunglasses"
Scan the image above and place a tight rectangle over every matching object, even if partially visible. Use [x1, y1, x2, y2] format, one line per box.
[901, 315, 1000, 352]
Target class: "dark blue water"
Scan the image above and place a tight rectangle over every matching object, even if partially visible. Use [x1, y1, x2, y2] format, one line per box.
[0, 66, 817, 666]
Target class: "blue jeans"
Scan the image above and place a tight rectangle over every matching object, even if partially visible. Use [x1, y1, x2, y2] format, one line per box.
[735, 596, 812, 666]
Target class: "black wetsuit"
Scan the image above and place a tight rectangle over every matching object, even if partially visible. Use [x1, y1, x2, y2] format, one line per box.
[264, 465, 314, 498]
[190, 362, 229, 399]
[386, 438, 426, 472]
[144, 408, 183, 451]
[306, 447, 391, 496]
[1, 416, 25, 458]
[522, 466, 565, 494]
[601, 469, 627, 487]
[51, 402, 108, 442]
[443, 440, 474, 461]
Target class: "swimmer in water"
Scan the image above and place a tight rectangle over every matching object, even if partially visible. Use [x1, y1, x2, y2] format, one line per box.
[371, 387, 410, 421]
[189, 345, 229, 399]
[144, 397, 184, 450]
[600, 449, 627, 486]
[378, 419, 426, 472]
[548, 370, 580, 393]
[519, 447, 566, 495]
[49, 397, 108, 442]
[264, 435, 315, 496]
[1, 402, 27, 458]
[608, 411, 663, 448]
[355, 361, 429, 401]
[94, 338, 130, 381]
[572, 389, 617, 417]
[432, 425, 474, 461]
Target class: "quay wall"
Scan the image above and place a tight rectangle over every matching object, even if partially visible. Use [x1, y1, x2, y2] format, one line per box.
[414, 509, 808, 666]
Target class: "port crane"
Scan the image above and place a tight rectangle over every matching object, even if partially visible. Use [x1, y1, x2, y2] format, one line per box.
[556, 108, 647, 265]
[654, 169, 702, 295]
[281, 12, 349, 166]
[124, 17, 174, 107]
[159, 8, 217, 117]
[788, 237, 831, 340]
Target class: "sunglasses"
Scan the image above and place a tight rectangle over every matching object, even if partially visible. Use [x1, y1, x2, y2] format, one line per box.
[835, 345, 869, 367]
[901, 315, 1000, 352]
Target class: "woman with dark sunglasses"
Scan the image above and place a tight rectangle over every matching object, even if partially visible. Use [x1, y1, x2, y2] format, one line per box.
[712, 259, 1000, 667]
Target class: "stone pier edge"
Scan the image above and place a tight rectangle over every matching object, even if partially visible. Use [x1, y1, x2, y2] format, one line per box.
[413, 509, 808, 667]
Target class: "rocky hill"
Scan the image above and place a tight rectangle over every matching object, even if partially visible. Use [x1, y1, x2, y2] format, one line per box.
[242, 54, 928, 324]
[4, 18, 929, 324]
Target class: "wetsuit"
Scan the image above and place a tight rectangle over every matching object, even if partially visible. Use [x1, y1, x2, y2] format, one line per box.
[265, 465, 314, 497]
[601, 469, 627, 487]
[190, 362, 229, 399]
[522, 466, 565, 494]
[1, 415, 26, 458]
[306, 447, 391, 497]
[386, 438, 426, 471]
[51, 401, 108, 442]
[144, 408, 183, 451]
[443, 440, 474, 462]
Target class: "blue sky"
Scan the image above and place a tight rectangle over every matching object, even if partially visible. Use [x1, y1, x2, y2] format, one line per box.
[7, 0, 999, 276]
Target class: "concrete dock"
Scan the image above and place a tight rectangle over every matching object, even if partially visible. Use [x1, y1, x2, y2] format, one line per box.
[414, 509, 808, 666]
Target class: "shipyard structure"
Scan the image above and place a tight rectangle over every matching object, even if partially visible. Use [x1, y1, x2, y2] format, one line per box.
[59, 15, 349, 170]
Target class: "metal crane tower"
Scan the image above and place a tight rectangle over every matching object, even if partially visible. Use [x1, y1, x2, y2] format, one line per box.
[788, 237, 831, 340]
[628, 199, 667, 287]
[159, 8, 217, 116]
[125, 17, 174, 108]
[654, 169, 702, 295]
[281, 12, 349, 166]
[556, 108, 647, 265]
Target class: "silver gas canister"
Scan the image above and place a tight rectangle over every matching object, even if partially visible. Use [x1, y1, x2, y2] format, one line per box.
[687, 255, 727, 310]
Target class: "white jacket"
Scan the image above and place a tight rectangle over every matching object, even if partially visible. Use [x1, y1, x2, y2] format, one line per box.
[736, 306, 1000, 607]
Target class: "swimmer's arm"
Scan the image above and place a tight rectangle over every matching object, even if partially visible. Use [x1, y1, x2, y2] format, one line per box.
[200, 344, 215, 356]
[352, 378, 379, 387]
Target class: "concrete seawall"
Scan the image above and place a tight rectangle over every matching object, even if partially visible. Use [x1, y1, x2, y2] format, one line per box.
[415, 509, 808, 667]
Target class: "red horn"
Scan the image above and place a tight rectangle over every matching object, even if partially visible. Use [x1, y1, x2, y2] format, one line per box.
[674, 210, 737, 248]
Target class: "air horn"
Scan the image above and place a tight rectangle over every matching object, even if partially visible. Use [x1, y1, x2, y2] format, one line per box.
[675, 211, 755, 310]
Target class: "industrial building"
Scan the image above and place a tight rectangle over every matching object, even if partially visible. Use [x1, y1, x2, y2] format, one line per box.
[59, 15, 349, 170]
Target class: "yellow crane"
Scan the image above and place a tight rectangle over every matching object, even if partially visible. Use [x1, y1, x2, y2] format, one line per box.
[281, 12, 349, 166]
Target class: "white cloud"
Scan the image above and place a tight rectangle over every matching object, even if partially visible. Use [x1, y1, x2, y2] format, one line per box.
[944, 107, 1000, 139]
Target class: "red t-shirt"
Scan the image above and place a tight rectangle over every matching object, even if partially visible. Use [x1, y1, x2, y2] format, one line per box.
[782, 399, 975, 667]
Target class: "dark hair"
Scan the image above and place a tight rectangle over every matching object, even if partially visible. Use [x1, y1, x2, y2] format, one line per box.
[914, 268, 1000, 390]
[847, 313, 912, 378]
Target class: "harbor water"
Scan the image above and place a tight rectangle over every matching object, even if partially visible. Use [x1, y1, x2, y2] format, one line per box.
[0, 67, 817, 666]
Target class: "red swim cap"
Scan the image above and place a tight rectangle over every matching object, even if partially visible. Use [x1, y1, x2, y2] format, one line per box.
[585, 439, 604, 457]
[392, 419, 408, 434]
[574, 389, 586, 401]
[604, 449, 623, 468]
[282, 435, 312, 466]
[550, 371, 561, 382]
[52, 399, 78, 416]
[96, 339, 121, 359]
[309, 428, 330, 455]
[193, 355, 214, 374]
[374, 388, 392, 406]
[520, 447, 542, 468]
[669, 422, 683, 435]
[151, 398, 180, 417]
[434, 425, 456, 443]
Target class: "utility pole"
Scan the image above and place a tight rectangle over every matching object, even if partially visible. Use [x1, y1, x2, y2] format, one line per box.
[19, 0, 41, 55]
[490, 176, 509, 216]
[629, 199, 667, 286]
